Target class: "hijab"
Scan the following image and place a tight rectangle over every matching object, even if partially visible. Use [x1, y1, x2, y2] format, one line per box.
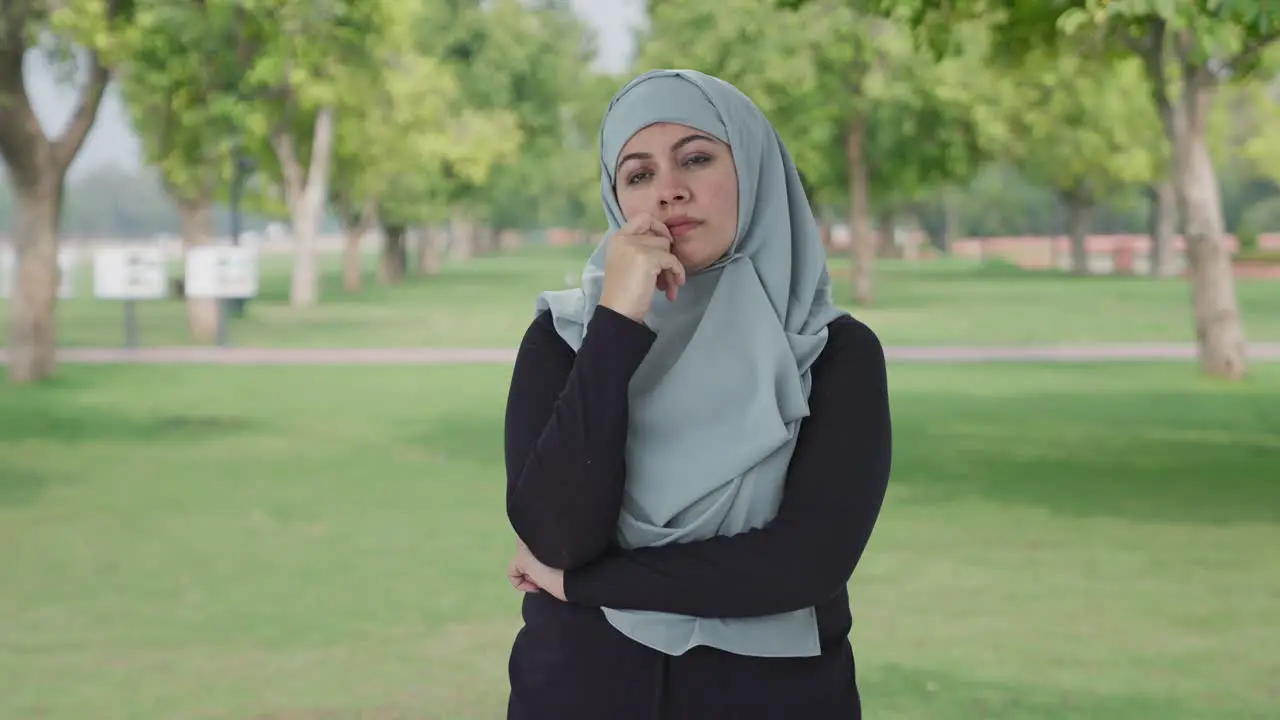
[535, 69, 847, 658]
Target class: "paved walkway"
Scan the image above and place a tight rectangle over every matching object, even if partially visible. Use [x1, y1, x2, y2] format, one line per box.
[2, 342, 1278, 365]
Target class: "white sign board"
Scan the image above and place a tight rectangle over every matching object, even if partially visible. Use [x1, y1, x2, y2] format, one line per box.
[185, 246, 259, 299]
[0, 247, 77, 299]
[94, 246, 169, 300]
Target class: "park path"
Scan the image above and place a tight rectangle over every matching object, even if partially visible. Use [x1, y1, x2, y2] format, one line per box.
[2, 342, 1279, 365]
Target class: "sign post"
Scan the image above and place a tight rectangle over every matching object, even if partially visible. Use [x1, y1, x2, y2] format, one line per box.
[125, 300, 139, 347]
[227, 146, 255, 317]
[184, 246, 259, 347]
[93, 246, 168, 347]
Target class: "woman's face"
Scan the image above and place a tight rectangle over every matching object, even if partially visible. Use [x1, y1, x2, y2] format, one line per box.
[614, 122, 739, 273]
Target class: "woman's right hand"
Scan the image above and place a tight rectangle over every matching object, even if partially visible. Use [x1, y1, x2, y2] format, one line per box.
[599, 214, 687, 322]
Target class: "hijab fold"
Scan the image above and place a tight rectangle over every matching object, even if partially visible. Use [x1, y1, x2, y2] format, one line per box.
[535, 69, 846, 658]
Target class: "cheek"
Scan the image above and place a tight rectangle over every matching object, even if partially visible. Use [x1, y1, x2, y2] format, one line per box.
[714, 186, 738, 231]
[617, 191, 644, 221]
[705, 174, 739, 245]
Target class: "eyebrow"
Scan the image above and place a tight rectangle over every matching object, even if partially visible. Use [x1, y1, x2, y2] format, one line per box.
[617, 133, 718, 171]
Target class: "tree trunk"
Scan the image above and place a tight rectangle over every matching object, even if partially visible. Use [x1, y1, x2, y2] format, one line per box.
[901, 211, 922, 263]
[0, 39, 110, 383]
[846, 118, 874, 305]
[818, 218, 833, 252]
[272, 106, 337, 310]
[1143, 27, 1247, 378]
[449, 213, 475, 262]
[473, 226, 496, 255]
[1146, 178, 1177, 277]
[341, 198, 377, 293]
[342, 224, 364, 293]
[1177, 112, 1246, 377]
[876, 208, 899, 259]
[288, 198, 320, 307]
[8, 180, 62, 381]
[418, 226, 444, 275]
[175, 195, 219, 344]
[379, 225, 408, 284]
[1164, 64, 1245, 377]
[1060, 190, 1094, 275]
[942, 188, 960, 254]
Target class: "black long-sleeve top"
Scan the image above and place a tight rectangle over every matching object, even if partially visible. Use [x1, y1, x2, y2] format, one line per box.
[503, 305, 892, 720]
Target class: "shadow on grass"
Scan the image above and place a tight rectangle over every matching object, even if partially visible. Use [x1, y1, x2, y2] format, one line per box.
[889, 385, 1280, 525]
[404, 364, 1280, 526]
[863, 663, 1272, 720]
[1, 392, 261, 505]
[0, 463, 56, 506]
[1, 371, 262, 451]
[0, 404, 259, 445]
[414, 410, 504, 467]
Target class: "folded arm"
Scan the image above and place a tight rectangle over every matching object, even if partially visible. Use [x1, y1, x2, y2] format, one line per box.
[504, 306, 656, 570]
[562, 318, 891, 618]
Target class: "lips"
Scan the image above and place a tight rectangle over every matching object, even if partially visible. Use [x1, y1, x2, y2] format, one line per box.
[664, 218, 703, 238]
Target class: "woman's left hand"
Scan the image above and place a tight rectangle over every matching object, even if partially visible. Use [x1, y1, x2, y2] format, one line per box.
[509, 539, 566, 601]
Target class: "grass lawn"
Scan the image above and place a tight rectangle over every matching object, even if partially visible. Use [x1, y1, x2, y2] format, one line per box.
[2, 362, 1277, 719]
[3, 245, 1278, 349]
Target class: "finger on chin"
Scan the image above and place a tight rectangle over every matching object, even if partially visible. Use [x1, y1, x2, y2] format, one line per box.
[648, 216, 673, 241]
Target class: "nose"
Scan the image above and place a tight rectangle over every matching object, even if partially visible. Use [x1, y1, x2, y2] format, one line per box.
[656, 173, 690, 206]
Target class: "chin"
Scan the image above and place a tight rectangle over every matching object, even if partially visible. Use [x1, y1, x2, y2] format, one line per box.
[672, 242, 707, 270]
[678, 253, 712, 273]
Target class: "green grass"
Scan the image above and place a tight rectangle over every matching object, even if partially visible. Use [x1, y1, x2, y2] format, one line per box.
[4, 246, 1279, 348]
[2, 362, 1278, 719]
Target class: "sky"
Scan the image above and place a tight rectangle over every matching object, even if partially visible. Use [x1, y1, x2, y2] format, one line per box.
[24, 0, 646, 179]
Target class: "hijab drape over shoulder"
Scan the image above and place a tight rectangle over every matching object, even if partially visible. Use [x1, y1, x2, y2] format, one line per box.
[535, 69, 847, 658]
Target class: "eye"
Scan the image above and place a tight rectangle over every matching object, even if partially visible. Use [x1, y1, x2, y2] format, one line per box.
[683, 153, 712, 167]
[625, 169, 652, 185]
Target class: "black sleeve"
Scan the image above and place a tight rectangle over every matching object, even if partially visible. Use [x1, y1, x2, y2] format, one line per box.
[504, 306, 656, 570]
[562, 318, 891, 618]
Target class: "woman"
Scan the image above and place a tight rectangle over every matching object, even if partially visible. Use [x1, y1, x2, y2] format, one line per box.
[503, 69, 892, 719]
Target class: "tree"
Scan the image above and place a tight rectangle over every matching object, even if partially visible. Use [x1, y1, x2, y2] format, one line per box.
[326, 46, 520, 288]
[855, 18, 994, 258]
[647, 0, 990, 304]
[218, 0, 423, 309]
[537, 70, 620, 233]
[417, 0, 599, 252]
[1235, 72, 1280, 191]
[1074, 5, 1274, 377]
[0, 0, 132, 382]
[115, 0, 257, 342]
[998, 51, 1164, 273]
[878, 0, 1280, 378]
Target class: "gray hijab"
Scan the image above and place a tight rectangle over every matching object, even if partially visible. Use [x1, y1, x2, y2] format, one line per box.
[535, 69, 847, 658]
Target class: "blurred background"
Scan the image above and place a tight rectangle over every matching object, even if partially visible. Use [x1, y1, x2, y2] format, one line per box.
[1, 0, 1277, 718]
